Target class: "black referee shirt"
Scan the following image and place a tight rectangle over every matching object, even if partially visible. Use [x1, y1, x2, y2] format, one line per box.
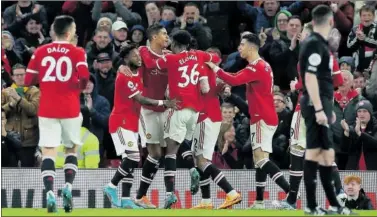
[299, 32, 333, 99]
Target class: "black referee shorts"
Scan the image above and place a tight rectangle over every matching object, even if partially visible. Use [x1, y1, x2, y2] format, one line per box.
[300, 96, 334, 150]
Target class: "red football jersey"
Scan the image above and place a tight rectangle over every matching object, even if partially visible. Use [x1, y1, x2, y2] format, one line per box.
[138, 46, 169, 112]
[216, 58, 278, 126]
[109, 71, 143, 133]
[25, 41, 89, 118]
[197, 60, 223, 123]
[156, 50, 213, 112]
[294, 53, 343, 111]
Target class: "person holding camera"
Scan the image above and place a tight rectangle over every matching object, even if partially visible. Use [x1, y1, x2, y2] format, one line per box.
[1, 63, 40, 167]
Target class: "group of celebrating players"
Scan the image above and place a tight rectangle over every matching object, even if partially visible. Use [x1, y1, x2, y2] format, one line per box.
[23, 4, 356, 216]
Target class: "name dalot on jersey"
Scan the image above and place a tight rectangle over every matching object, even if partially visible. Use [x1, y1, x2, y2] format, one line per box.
[47, 46, 70, 54]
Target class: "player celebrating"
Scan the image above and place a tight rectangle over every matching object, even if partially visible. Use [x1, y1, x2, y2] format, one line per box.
[154, 30, 215, 209]
[299, 5, 353, 215]
[191, 47, 242, 209]
[134, 24, 170, 209]
[24, 15, 90, 213]
[103, 44, 178, 209]
[281, 23, 346, 210]
[206, 34, 290, 209]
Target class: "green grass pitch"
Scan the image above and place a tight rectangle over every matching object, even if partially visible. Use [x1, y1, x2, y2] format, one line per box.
[2, 209, 377, 216]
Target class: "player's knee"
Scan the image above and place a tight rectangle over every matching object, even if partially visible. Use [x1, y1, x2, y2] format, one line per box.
[305, 148, 321, 161]
[254, 158, 269, 168]
[42, 147, 58, 158]
[123, 152, 141, 163]
[147, 144, 162, 159]
[253, 148, 269, 163]
[196, 155, 208, 169]
[319, 150, 335, 166]
[64, 145, 78, 154]
[290, 145, 305, 157]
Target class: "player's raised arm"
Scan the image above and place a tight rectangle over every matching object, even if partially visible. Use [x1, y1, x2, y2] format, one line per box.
[206, 62, 259, 86]
[25, 52, 40, 86]
[199, 68, 210, 94]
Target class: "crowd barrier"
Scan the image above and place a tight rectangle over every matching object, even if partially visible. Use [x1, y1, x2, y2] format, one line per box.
[1, 169, 376, 209]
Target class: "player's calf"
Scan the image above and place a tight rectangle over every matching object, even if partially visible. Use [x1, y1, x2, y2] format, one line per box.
[179, 141, 200, 195]
[62, 148, 78, 213]
[286, 145, 305, 205]
[41, 147, 58, 213]
[136, 154, 160, 201]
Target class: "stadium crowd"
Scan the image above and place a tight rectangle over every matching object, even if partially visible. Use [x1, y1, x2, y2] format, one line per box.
[1, 0, 377, 174]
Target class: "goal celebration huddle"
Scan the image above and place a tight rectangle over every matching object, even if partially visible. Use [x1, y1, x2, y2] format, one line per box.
[24, 5, 358, 215]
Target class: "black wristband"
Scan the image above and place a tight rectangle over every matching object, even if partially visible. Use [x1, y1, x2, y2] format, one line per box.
[315, 108, 324, 113]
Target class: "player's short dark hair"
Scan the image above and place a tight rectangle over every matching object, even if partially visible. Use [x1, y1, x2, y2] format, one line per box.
[171, 30, 192, 47]
[288, 15, 302, 23]
[206, 47, 222, 57]
[184, 2, 199, 9]
[12, 63, 26, 71]
[119, 43, 138, 59]
[311, 5, 333, 26]
[146, 23, 165, 41]
[241, 33, 260, 48]
[304, 22, 313, 32]
[53, 15, 75, 38]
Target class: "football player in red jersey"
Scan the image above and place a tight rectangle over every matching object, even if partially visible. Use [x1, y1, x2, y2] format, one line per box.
[206, 34, 290, 209]
[281, 23, 346, 210]
[103, 44, 178, 209]
[134, 23, 171, 209]
[191, 47, 242, 210]
[24, 15, 89, 213]
[153, 30, 215, 209]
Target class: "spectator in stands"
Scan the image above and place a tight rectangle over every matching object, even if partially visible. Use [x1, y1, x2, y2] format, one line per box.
[129, 25, 146, 46]
[62, 1, 98, 47]
[332, 70, 365, 169]
[267, 15, 302, 91]
[220, 102, 235, 124]
[96, 17, 113, 33]
[160, 6, 176, 34]
[344, 175, 374, 210]
[365, 52, 377, 114]
[212, 122, 243, 169]
[56, 112, 100, 169]
[92, 0, 141, 26]
[1, 108, 23, 167]
[144, 2, 161, 27]
[237, 1, 303, 34]
[1, 31, 22, 78]
[347, 4, 377, 72]
[353, 72, 367, 90]
[341, 100, 377, 170]
[171, 2, 212, 50]
[331, 1, 355, 57]
[1, 64, 39, 167]
[3, 0, 48, 35]
[86, 27, 120, 72]
[14, 16, 45, 65]
[81, 74, 110, 163]
[270, 92, 291, 169]
[339, 56, 355, 72]
[112, 20, 129, 52]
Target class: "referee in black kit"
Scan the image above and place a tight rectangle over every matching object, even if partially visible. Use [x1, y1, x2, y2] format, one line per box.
[299, 5, 354, 215]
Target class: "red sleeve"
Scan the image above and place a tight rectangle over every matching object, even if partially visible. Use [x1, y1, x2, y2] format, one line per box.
[197, 50, 221, 64]
[75, 48, 90, 90]
[295, 76, 303, 90]
[217, 66, 259, 86]
[139, 46, 158, 69]
[198, 65, 208, 80]
[25, 52, 40, 86]
[332, 57, 343, 87]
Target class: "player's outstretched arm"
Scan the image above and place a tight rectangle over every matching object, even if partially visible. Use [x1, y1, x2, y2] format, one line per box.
[133, 93, 179, 110]
[206, 62, 257, 86]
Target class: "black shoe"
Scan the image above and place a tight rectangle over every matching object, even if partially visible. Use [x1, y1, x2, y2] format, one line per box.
[327, 206, 358, 215]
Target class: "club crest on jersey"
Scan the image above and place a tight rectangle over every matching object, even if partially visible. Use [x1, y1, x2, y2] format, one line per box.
[146, 133, 152, 139]
[128, 141, 134, 147]
[128, 81, 137, 91]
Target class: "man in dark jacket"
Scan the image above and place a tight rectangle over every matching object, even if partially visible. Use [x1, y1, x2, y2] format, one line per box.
[86, 27, 121, 72]
[81, 74, 110, 161]
[332, 70, 365, 169]
[344, 175, 374, 210]
[171, 2, 212, 50]
[341, 100, 377, 170]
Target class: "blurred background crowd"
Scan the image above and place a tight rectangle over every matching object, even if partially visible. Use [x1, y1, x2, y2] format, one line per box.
[1, 1, 377, 174]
